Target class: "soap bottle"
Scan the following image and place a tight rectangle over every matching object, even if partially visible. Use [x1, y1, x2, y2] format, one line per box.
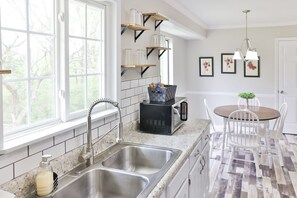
[35, 154, 53, 197]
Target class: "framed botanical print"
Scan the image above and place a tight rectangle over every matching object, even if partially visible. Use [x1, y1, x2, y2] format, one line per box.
[199, 57, 214, 77]
[221, 53, 236, 74]
[244, 57, 260, 77]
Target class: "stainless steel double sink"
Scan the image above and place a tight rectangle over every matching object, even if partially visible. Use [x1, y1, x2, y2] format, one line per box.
[51, 143, 181, 198]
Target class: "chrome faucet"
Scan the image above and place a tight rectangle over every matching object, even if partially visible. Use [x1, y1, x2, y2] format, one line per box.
[80, 98, 123, 165]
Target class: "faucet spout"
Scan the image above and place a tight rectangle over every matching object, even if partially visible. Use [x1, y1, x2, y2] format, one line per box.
[84, 98, 123, 166]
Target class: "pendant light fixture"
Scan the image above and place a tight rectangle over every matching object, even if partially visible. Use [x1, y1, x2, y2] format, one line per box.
[233, 10, 258, 61]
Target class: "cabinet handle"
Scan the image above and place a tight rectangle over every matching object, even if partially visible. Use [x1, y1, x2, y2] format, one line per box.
[200, 159, 204, 174]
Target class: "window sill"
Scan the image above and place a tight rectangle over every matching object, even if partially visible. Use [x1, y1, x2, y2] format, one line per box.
[0, 109, 118, 154]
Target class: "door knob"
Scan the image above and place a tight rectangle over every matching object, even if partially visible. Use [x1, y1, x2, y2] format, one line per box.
[280, 90, 284, 94]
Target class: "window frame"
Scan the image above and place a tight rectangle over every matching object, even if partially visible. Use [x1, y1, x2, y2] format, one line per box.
[0, 0, 120, 153]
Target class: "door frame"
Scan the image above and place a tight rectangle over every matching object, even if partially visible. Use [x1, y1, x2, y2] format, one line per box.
[274, 37, 297, 109]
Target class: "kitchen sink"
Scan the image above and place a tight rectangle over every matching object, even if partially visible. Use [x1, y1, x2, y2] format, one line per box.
[44, 143, 181, 198]
[53, 169, 148, 198]
[102, 145, 174, 174]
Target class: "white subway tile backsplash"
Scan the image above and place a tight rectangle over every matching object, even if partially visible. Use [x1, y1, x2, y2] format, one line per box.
[121, 90, 126, 99]
[91, 119, 105, 129]
[75, 125, 87, 136]
[0, 165, 14, 185]
[83, 128, 98, 144]
[153, 76, 160, 83]
[29, 138, 54, 155]
[54, 131, 74, 145]
[121, 98, 130, 108]
[0, 148, 28, 168]
[122, 114, 131, 125]
[130, 80, 139, 88]
[131, 96, 139, 104]
[126, 105, 135, 114]
[99, 123, 111, 137]
[125, 88, 135, 97]
[66, 135, 84, 152]
[121, 81, 130, 90]
[14, 153, 42, 177]
[134, 87, 142, 95]
[138, 78, 146, 86]
[145, 77, 153, 85]
[43, 143, 65, 159]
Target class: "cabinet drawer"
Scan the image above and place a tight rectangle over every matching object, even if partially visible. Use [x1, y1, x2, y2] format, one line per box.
[189, 139, 202, 169]
[167, 159, 190, 198]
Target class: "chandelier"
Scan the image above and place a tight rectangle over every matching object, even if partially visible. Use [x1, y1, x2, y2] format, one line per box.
[233, 10, 258, 61]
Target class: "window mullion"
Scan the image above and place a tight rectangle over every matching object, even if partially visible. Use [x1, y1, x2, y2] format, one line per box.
[26, 0, 31, 125]
[84, 4, 88, 109]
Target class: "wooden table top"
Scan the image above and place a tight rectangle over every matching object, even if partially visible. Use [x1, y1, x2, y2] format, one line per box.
[214, 105, 280, 121]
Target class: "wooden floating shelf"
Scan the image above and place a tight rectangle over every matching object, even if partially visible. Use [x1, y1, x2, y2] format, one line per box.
[146, 47, 171, 50]
[0, 70, 12, 74]
[121, 24, 150, 31]
[121, 64, 156, 68]
[143, 13, 168, 21]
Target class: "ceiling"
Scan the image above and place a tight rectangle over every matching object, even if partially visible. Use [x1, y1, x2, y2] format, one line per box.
[165, 0, 297, 29]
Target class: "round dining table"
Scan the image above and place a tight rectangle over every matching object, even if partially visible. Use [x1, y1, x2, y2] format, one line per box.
[214, 105, 280, 121]
[213, 105, 280, 163]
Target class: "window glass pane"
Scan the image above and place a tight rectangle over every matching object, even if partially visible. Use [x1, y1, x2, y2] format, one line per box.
[30, 34, 55, 77]
[1, 30, 27, 79]
[69, 76, 85, 112]
[30, 79, 55, 123]
[29, 0, 54, 33]
[69, 0, 85, 37]
[3, 81, 28, 133]
[87, 40, 102, 74]
[87, 5, 103, 39]
[69, 38, 85, 75]
[87, 75, 101, 105]
[1, 0, 26, 30]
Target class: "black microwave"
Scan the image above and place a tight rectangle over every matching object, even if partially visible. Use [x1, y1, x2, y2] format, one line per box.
[139, 97, 188, 135]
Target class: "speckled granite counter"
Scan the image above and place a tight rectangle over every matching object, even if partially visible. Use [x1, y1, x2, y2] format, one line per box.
[124, 119, 210, 197]
[0, 119, 209, 198]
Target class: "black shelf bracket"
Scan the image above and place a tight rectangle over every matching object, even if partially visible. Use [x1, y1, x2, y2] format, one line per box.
[134, 30, 145, 42]
[121, 68, 127, 76]
[141, 66, 150, 77]
[158, 49, 167, 59]
[146, 48, 155, 58]
[155, 20, 164, 30]
[143, 15, 151, 25]
[121, 26, 127, 35]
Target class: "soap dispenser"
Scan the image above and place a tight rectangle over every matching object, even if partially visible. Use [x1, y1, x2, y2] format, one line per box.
[35, 154, 53, 197]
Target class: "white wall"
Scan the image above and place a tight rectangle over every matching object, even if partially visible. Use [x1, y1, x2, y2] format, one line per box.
[186, 25, 297, 125]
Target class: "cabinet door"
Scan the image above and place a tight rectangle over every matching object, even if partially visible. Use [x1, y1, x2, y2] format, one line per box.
[202, 144, 210, 197]
[167, 159, 190, 198]
[188, 155, 203, 198]
[174, 178, 189, 198]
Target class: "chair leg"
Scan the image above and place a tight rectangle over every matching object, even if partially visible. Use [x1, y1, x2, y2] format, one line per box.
[227, 147, 234, 172]
[252, 148, 262, 178]
[275, 140, 284, 167]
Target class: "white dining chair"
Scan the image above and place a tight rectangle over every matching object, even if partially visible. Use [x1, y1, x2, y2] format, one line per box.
[259, 102, 288, 166]
[203, 99, 224, 157]
[226, 109, 262, 177]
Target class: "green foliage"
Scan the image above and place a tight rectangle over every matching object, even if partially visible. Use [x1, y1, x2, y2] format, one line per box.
[238, 92, 256, 99]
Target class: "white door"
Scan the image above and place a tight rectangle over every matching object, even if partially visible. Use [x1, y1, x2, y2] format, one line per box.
[277, 38, 297, 134]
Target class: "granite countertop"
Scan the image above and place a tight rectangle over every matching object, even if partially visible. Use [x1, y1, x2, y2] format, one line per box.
[123, 119, 210, 197]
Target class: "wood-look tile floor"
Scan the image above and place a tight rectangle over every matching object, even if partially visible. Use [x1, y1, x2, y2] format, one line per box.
[208, 134, 297, 198]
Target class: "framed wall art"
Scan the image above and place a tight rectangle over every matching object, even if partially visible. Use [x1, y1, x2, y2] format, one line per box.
[199, 57, 214, 77]
[221, 53, 236, 74]
[244, 57, 260, 77]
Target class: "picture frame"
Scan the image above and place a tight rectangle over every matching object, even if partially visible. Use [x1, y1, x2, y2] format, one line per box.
[199, 57, 214, 77]
[244, 57, 260, 77]
[221, 53, 236, 74]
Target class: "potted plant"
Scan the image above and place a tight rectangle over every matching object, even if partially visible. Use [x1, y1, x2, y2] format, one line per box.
[238, 92, 256, 107]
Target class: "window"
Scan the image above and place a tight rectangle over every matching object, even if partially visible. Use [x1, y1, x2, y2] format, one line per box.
[160, 37, 173, 84]
[0, 0, 117, 138]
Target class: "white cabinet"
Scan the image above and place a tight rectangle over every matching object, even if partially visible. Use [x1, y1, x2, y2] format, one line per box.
[188, 129, 210, 198]
[167, 159, 190, 198]
[174, 177, 189, 198]
[164, 127, 210, 198]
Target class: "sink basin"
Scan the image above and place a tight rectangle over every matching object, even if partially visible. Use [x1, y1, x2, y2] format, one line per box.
[102, 145, 174, 174]
[53, 169, 149, 198]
